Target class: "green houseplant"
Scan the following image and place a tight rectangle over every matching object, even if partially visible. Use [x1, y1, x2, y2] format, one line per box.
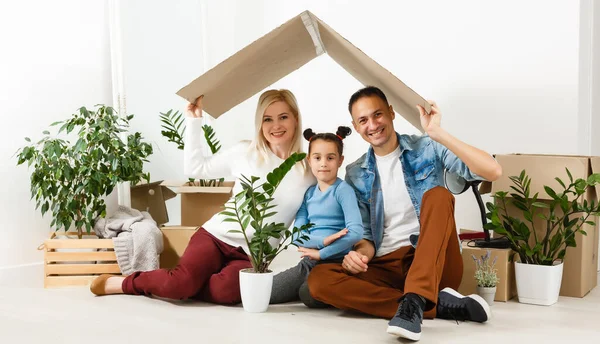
[219, 152, 312, 312]
[159, 109, 223, 186]
[16, 105, 153, 239]
[220, 152, 312, 273]
[484, 169, 600, 265]
[484, 168, 600, 305]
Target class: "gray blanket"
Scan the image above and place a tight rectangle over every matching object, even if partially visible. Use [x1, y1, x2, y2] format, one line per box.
[94, 206, 163, 275]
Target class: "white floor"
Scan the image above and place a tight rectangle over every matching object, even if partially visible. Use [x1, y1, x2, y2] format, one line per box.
[1, 262, 599, 344]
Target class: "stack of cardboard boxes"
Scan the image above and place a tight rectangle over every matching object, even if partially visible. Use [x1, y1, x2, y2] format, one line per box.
[130, 181, 233, 268]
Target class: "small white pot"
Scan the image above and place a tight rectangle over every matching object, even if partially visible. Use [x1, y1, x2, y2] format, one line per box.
[515, 261, 564, 306]
[476, 286, 496, 306]
[239, 269, 273, 313]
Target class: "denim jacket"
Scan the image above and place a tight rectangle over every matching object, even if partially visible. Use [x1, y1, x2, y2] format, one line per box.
[344, 132, 484, 254]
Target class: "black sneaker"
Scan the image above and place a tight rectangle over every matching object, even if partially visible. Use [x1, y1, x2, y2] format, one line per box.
[437, 287, 491, 323]
[386, 293, 425, 341]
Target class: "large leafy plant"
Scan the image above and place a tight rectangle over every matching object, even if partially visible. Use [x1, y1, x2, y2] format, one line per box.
[484, 169, 600, 265]
[159, 109, 223, 186]
[220, 153, 313, 273]
[16, 105, 153, 238]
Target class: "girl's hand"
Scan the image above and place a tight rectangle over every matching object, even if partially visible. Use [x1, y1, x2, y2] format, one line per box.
[323, 228, 348, 246]
[186, 95, 204, 118]
[298, 247, 320, 261]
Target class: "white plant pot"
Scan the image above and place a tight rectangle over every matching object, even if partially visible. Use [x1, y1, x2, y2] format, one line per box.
[477, 286, 496, 306]
[515, 261, 564, 306]
[239, 269, 273, 313]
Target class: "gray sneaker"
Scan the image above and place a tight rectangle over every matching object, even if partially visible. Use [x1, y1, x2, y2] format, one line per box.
[386, 293, 425, 341]
[437, 287, 491, 323]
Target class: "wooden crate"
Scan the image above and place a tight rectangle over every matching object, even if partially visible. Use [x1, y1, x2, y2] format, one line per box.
[40, 232, 122, 288]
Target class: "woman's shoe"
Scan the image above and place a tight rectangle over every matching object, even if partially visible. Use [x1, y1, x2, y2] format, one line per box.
[90, 274, 120, 296]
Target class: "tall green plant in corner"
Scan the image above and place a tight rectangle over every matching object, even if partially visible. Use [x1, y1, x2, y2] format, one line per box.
[16, 105, 153, 238]
[159, 109, 223, 186]
[220, 153, 313, 273]
[484, 169, 600, 265]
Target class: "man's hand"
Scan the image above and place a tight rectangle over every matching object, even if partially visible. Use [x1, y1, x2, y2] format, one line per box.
[417, 100, 442, 139]
[298, 247, 320, 261]
[323, 228, 348, 246]
[342, 250, 369, 274]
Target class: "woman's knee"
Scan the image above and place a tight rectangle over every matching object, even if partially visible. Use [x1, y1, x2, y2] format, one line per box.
[160, 274, 202, 300]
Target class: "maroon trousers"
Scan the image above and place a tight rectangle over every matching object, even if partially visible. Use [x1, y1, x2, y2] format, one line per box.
[122, 227, 252, 304]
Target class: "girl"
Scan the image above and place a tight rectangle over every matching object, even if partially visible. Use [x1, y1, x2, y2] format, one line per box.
[270, 126, 363, 304]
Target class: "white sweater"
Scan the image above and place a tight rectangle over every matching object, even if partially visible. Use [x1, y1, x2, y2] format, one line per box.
[183, 117, 315, 254]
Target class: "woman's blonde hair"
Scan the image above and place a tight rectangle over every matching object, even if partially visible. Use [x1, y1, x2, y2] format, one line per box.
[249, 89, 307, 172]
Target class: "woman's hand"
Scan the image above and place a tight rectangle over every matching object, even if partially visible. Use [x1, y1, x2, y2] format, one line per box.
[298, 247, 320, 261]
[323, 228, 348, 246]
[186, 95, 204, 118]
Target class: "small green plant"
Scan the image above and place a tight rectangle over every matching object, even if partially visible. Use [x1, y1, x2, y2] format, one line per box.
[16, 105, 153, 238]
[484, 169, 600, 265]
[472, 250, 499, 288]
[159, 109, 223, 186]
[220, 153, 312, 273]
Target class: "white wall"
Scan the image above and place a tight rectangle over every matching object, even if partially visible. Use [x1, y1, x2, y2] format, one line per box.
[0, 0, 113, 268]
[118, 0, 584, 234]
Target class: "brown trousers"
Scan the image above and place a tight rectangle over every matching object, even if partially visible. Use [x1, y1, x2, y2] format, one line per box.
[307, 186, 463, 319]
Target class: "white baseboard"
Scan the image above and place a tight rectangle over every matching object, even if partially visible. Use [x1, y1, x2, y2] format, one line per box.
[0, 262, 44, 288]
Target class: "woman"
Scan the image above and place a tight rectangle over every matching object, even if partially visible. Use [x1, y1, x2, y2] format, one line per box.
[90, 89, 315, 304]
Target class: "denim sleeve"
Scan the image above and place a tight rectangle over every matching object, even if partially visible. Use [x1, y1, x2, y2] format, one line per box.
[318, 183, 364, 260]
[344, 172, 373, 242]
[431, 140, 487, 182]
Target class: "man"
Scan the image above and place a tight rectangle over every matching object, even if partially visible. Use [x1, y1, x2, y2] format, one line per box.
[303, 86, 502, 341]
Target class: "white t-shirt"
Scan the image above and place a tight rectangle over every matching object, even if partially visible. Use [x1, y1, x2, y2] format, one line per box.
[183, 117, 315, 254]
[375, 146, 420, 257]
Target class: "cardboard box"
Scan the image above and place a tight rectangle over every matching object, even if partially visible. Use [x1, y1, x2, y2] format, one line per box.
[160, 226, 199, 268]
[130, 181, 177, 226]
[176, 10, 430, 130]
[459, 242, 517, 302]
[161, 181, 234, 227]
[480, 154, 600, 297]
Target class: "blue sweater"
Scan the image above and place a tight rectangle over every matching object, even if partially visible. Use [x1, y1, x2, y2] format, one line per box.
[293, 178, 363, 260]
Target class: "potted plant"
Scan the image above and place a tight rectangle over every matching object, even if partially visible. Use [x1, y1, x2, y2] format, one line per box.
[484, 169, 600, 305]
[159, 109, 224, 186]
[472, 250, 499, 305]
[16, 105, 153, 239]
[220, 152, 313, 313]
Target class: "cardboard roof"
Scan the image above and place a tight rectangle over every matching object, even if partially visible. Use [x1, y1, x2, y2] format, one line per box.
[176, 10, 430, 130]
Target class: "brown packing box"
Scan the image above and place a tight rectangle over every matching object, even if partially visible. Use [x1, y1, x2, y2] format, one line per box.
[160, 226, 199, 268]
[458, 238, 517, 302]
[480, 154, 600, 298]
[161, 181, 234, 227]
[130, 181, 177, 226]
[176, 10, 430, 129]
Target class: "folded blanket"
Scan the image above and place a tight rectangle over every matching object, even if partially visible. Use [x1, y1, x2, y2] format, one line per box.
[94, 206, 163, 275]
